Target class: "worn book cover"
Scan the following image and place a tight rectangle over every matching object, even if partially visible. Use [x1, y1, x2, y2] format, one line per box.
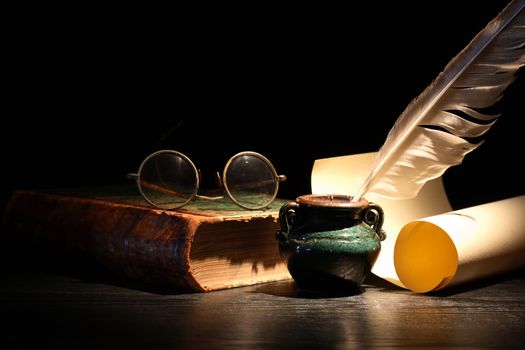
[1, 186, 292, 292]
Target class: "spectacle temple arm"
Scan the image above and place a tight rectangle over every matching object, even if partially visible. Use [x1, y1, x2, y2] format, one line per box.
[135, 176, 225, 202]
[227, 174, 287, 192]
[127, 171, 285, 205]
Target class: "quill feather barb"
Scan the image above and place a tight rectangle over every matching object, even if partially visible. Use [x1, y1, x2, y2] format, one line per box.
[354, 0, 525, 201]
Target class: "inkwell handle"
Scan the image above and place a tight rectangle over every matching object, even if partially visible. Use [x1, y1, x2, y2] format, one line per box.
[363, 203, 386, 241]
[276, 202, 299, 242]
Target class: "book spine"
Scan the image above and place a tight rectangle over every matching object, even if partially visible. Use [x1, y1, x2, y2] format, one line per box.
[2, 191, 205, 292]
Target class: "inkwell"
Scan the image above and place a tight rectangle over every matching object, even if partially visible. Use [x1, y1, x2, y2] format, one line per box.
[276, 194, 386, 293]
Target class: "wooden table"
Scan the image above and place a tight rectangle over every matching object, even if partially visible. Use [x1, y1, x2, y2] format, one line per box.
[2, 255, 525, 348]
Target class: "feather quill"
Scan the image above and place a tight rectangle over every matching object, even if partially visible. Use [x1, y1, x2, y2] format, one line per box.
[354, 0, 525, 201]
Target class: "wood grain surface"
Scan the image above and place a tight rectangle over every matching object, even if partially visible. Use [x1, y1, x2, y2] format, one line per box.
[1, 249, 524, 349]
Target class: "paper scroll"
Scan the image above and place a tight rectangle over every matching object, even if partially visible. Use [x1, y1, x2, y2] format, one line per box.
[311, 152, 525, 292]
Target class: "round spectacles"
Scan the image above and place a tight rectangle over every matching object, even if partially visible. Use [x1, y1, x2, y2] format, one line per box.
[128, 150, 286, 210]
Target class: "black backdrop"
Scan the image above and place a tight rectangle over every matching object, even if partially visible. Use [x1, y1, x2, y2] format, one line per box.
[2, 1, 523, 213]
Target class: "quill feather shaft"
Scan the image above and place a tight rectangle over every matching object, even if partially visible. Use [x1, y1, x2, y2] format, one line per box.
[354, 0, 525, 201]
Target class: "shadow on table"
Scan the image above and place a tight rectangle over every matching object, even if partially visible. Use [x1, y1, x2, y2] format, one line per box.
[429, 268, 525, 297]
[254, 272, 405, 299]
[255, 268, 525, 299]
[253, 280, 360, 299]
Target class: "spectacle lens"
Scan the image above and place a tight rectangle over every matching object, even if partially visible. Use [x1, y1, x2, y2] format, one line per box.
[138, 151, 198, 209]
[224, 152, 278, 209]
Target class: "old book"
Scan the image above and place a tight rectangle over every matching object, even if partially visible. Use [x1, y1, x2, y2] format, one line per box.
[1, 186, 291, 292]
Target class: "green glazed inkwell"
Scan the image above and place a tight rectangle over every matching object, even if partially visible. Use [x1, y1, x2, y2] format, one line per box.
[276, 194, 386, 293]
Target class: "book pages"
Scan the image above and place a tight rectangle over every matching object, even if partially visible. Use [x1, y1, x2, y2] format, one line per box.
[311, 153, 525, 292]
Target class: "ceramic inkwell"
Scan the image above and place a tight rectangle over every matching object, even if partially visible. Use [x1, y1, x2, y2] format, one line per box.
[276, 194, 386, 292]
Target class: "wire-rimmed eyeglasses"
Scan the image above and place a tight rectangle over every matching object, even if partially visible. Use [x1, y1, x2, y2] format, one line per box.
[127, 150, 286, 210]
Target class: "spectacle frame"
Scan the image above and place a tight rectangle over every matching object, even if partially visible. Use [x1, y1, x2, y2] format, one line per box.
[127, 150, 286, 210]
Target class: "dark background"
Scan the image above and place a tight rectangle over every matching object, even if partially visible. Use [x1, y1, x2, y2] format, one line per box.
[2, 0, 523, 213]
